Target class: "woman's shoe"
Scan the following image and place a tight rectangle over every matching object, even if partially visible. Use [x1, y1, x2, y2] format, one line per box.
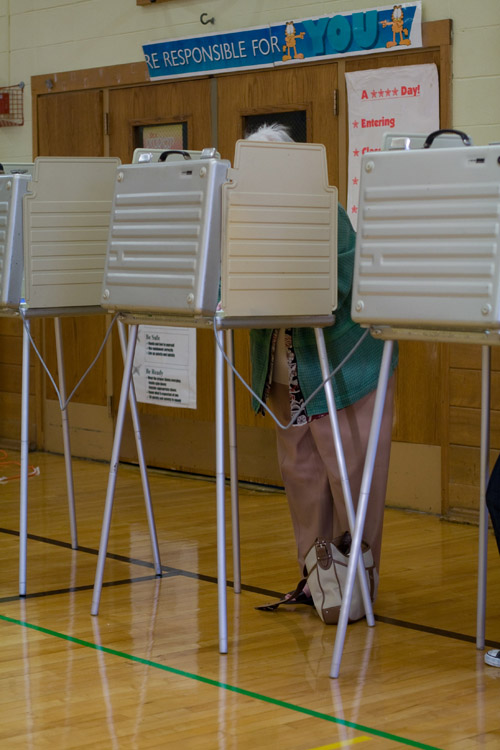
[485, 649, 500, 667]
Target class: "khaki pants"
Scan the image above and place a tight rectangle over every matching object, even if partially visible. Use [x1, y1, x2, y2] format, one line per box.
[269, 376, 395, 575]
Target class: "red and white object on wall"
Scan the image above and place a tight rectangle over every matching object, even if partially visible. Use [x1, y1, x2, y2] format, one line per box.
[0, 83, 24, 127]
[346, 64, 439, 229]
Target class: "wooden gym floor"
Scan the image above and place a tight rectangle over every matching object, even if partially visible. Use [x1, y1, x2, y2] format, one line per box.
[0, 450, 499, 749]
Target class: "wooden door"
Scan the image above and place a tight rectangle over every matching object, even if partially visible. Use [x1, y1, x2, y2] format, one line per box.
[215, 63, 340, 483]
[106, 79, 226, 476]
[108, 68, 341, 484]
[0, 89, 110, 456]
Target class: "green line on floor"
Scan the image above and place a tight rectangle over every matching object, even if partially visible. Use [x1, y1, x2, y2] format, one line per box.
[0, 613, 443, 750]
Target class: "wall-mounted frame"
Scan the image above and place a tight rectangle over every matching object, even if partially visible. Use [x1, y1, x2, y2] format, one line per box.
[134, 121, 187, 150]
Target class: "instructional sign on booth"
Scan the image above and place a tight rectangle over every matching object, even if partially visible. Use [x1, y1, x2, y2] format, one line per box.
[133, 326, 197, 409]
[143, 2, 422, 80]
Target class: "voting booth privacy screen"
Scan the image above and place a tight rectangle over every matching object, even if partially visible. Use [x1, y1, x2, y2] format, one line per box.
[351, 142, 500, 331]
[221, 141, 337, 318]
[0, 157, 120, 312]
[101, 152, 231, 318]
[0, 172, 31, 308]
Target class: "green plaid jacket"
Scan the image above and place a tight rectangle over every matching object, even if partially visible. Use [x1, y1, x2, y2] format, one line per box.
[250, 204, 398, 415]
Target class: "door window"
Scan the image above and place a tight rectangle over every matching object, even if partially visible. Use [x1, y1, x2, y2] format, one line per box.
[244, 110, 307, 142]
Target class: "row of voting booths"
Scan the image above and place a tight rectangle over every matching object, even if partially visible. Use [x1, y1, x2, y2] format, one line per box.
[1, 129, 498, 677]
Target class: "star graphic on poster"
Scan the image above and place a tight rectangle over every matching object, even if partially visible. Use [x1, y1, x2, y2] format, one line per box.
[378, 89, 384, 97]
[353, 120, 359, 128]
[353, 149, 360, 157]
[351, 205, 358, 214]
[385, 88, 391, 96]
[392, 87, 399, 96]
[371, 89, 377, 98]
[352, 177, 359, 185]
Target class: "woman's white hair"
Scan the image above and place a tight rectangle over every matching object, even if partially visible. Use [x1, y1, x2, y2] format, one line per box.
[245, 123, 294, 143]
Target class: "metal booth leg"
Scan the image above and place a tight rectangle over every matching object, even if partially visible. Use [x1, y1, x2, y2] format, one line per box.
[314, 328, 375, 627]
[91, 324, 139, 616]
[54, 317, 78, 550]
[225, 329, 241, 595]
[477, 345, 491, 649]
[330, 339, 394, 679]
[19, 319, 31, 597]
[117, 321, 161, 576]
[215, 324, 228, 654]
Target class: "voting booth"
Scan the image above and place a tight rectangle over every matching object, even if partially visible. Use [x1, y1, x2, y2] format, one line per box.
[132, 147, 220, 164]
[1, 157, 119, 312]
[0, 170, 32, 309]
[92, 140, 375, 654]
[0, 162, 33, 175]
[23, 157, 120, 310]
[0, 156, 122, 596]
[221, 141, 337, 318]
[352, 139, 500, 333]
[102, 149, 230, 317]
[330, 131, 500, 678]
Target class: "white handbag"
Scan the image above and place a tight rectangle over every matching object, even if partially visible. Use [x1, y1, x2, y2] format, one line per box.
[304, 532, 378, 624]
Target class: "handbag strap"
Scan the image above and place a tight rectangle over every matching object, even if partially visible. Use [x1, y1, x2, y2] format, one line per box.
[255, 578, 313, 611]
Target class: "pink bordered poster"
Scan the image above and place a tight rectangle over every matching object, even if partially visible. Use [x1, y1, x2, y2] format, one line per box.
[345, 63, 439, 229]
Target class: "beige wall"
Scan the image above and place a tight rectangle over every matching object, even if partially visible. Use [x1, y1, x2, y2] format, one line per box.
[0, 0, 499, 160]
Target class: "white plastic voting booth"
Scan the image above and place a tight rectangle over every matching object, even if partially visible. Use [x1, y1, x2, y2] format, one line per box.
[0, 169, 32, 308]
[331, 130, 500, 678]
[90, 141, 375, 654]
[0, 156, 162, 596]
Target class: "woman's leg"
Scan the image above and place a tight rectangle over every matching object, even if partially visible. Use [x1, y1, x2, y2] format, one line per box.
[309, 377, 395, 571]
[270, 383, 334, 573]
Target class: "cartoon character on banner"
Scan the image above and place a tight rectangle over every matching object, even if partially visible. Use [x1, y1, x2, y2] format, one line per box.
[282, 22, 306, 61]
[380, 5, 412, 48]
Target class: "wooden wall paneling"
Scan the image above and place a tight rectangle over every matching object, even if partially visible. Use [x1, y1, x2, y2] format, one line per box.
[449, 344, 500, 371]
[449, 369, 500, 411]
[391, 341, 442, 446]
[446, 337, 500, 518]
[448, 445, 500, 522]
[0, 319, 37, 446]
[43, 317, 110, 407]
[448, 405, 500, 450]
[440, 342, 451, 516]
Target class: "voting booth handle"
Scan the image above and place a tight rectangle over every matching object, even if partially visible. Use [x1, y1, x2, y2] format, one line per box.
[159, 150, 192, 161]
[423, 129, 472, 148]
